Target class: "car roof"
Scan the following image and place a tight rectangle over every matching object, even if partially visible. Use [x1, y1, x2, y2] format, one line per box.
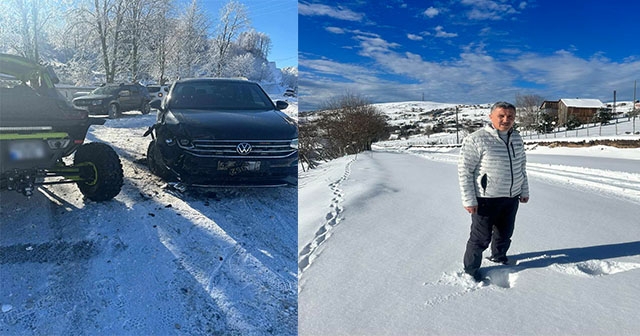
[174, 78, 255, 85]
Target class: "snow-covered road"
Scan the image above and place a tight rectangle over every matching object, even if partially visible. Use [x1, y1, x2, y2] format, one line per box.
[299, 148, 640, 335]
[0, 111, 298, 335]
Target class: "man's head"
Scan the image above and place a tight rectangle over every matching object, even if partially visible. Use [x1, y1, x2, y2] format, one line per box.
[489, 101, 516, 132]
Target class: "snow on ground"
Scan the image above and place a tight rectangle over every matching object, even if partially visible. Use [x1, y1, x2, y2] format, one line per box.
[0, 102, 298, 335]
[299, 135, 640, 334]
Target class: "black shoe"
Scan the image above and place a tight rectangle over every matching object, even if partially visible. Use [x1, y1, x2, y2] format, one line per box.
[465, 269, 483, 282]
[486, 256, 509, 264]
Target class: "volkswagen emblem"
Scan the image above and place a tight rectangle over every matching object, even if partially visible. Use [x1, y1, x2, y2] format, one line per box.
[236, 142, 252, 155]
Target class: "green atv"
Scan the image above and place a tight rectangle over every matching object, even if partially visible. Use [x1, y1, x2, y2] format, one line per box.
[0, 53, 123, 201]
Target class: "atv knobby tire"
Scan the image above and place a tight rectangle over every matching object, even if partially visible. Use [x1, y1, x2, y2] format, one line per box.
[147, 140, 175, 181]
[74, 142, 123, 201]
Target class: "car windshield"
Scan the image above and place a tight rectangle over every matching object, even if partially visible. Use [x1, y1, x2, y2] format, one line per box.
[170, 81, 274, 111]
[91, 86, 120, 95]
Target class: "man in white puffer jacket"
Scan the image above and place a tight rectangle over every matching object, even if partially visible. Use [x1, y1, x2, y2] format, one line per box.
[458, 101, 530, 281]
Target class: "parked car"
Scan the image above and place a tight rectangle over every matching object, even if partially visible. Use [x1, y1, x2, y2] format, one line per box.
[0, 53, 123, 201]
[145, 78, 298, 187]
[283, 88, 296, 97]
[147, 84, 170, 105]
[72, 83, 151, 118]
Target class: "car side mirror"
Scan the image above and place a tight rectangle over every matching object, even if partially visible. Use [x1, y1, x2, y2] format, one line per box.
[275, 100, 289, 110]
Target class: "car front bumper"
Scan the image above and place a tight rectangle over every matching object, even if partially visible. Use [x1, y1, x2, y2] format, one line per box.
[160, 148, 298, 186]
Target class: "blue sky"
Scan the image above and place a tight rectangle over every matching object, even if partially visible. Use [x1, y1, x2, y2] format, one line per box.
[298, 0, 640, 111]
[201, 0, 298, 69]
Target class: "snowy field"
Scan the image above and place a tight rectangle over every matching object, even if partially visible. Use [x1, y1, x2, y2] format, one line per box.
[299, 134, 640, 334]
[0, 99, 298, 335]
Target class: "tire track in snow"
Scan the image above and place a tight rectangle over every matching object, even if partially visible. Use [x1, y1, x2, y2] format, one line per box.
[298, 156, 356, 275]
[526, 163, 640, 205]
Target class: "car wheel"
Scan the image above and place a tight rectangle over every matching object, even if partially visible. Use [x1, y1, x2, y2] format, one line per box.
[108, 103, 120, 119]
[147, 140, 175, 181]
[74, 142, 123, 201]
[141, 102, 151, 115]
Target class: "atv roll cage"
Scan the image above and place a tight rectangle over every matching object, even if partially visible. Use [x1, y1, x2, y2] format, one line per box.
[0, 53, 123, 201]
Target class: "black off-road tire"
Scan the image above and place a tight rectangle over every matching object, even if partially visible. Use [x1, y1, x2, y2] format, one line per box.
[141, 102, 151, 115]
[147, 140, 174, 181]
[108, 103, 120, 119]
[74, 142, 123, 201]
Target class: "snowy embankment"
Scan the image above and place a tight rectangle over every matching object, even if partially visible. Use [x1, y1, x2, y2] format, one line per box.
[1, 100, 298, 335]
[298, 142, 640, 335]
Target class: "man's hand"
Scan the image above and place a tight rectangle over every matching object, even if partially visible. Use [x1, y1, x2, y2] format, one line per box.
[464, 206, 478, 214]
[520, 196, 529, 203]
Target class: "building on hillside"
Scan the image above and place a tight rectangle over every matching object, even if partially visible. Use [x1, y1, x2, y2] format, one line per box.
[540, 100, 560, 118]
[557, 98, 603, 124]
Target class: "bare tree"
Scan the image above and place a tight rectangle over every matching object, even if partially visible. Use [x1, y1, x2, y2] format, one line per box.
[280, 66, 297, 89]
[0, 0, 60, 62]
[515, 93, 545, 131]
[212, 0, 250, 77]
[238, 29, 271, 59]
[84, 0, 127, 83]
[146, 0, 175, 84]
[169, 0, 210, 78]
[314, 93, 389, 159]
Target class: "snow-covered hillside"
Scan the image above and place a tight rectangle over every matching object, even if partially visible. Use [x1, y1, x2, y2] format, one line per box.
[374, 100, 640, 146]
[0, 100, 298, 335]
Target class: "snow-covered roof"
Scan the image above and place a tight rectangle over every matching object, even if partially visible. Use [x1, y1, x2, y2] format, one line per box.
[560, 98, 603, 108]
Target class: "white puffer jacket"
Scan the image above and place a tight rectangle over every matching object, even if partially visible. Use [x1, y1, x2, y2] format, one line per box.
[458, 125, 529, 207]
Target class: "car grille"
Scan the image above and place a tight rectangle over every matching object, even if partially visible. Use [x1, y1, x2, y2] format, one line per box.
[180, 140, 296, 159]
[73, 100, 90, 107]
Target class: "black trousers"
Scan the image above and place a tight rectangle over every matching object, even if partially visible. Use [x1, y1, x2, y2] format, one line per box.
[463, 196, 520, 274]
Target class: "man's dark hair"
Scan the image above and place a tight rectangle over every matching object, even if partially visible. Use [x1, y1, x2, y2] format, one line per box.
[491, 101, 516, 113]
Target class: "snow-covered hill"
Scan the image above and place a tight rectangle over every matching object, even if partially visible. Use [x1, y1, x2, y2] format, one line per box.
[373, 100, 640, 146]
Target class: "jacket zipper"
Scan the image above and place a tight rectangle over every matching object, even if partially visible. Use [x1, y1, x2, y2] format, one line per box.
[506, 133, 514, 197]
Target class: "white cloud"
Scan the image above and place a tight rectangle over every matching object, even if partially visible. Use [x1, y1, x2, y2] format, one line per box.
[434, 26, 458, 38]
[462, 0, 518, 20]
[298, 3, 364, 21]
[354, 33, 401, 58]
[299, 45, 640, 111]
[407, 33, 423, 41]
[424, 7, 439, 18]
[326, 27, 346, 34]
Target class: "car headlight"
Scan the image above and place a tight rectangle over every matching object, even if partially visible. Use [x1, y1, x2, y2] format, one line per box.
[165, 138, 176, 146]
[92, 100, 102, 105]
[290, 138, 298, 149]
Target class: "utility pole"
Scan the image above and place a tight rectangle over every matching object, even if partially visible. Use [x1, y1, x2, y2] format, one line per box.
[634, 80, 637, 134]
[613, 90, 617, 135]
[455, 106, 459, 144]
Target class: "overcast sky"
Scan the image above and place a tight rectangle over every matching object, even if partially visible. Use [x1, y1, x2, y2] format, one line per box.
[298, 0, 640, 111]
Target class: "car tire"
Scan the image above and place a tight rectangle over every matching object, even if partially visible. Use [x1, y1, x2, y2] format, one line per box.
[147, 140, 175, 181]
[108, 103, 120, 119]
[74, 142, 123, 201]
[141, 102, 151, 115]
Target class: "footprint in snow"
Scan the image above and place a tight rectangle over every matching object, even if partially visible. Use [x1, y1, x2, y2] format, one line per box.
[553, 259, 640, 277]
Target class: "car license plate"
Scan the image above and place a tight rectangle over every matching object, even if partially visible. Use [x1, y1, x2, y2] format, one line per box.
[217, 161, 261, 172]
[8, 140, 46, 161]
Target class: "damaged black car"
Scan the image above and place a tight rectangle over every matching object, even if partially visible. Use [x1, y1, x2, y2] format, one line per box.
[145, 78, 298, 187]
